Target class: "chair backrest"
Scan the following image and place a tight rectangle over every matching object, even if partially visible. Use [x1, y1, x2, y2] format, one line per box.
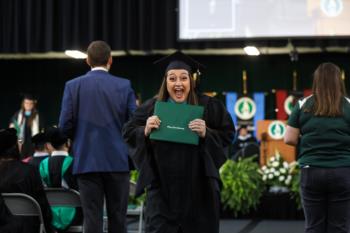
[44, 188, 81, 207]
[45, 188, 83, 233]
[1, 193, 46, 233]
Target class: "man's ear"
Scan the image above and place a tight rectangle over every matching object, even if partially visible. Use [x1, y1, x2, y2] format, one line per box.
[46, 142, 54, 152]
[108, 56, 113, 66]
[86, 57, 91, 67]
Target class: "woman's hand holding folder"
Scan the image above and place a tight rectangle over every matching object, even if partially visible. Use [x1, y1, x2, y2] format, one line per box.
[188, 119, 206, 138]
[145, 115, 161, 136]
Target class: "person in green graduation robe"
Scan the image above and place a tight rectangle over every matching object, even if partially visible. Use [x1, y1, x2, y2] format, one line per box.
[123, 51, 235, 233]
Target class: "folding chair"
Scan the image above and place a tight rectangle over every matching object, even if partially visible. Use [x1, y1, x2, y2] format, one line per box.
[127, 202, 144, 233]
[128, 181, 144, 233]
[44, 188, 83, 232]
[1, 193, 46, 233]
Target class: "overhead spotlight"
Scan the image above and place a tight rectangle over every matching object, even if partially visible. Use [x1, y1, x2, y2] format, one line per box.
[244, 46, 260, 56]
[65, 50, 87, 59]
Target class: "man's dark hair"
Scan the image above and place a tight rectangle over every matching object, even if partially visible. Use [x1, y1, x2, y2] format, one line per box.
[87, 40, 111, 67]
[46, 127, 68, 150]
[32, 132, 47, 151]
[34, 143, 46, 151]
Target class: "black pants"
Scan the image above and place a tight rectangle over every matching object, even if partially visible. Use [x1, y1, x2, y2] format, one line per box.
[77, 172, 129, 233]
[301, 167, 350, 233]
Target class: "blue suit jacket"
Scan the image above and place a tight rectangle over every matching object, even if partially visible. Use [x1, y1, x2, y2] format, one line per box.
[59, 70, 136, 174]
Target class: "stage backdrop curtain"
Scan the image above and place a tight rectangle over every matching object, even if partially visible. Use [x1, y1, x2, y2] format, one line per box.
[1, 0, 349, 53]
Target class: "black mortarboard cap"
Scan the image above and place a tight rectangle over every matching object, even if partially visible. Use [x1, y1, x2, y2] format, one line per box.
[31, 132, 48, 146]
[21, 93, 37, 101]
[153, 51, 205, 75]
[0, 128, 18, 155]
[46, 127, 68, 148]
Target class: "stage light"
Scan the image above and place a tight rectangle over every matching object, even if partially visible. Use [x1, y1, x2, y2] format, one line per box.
[244, 46, 260, 56]
[65, 50, 87, 59]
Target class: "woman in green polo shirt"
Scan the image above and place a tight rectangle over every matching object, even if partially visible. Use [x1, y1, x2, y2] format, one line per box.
[285, 62, 350, 233]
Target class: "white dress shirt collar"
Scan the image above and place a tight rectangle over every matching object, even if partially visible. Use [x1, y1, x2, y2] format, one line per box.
[33, 152, 49, 157]
[51, 151, 69, 157]
[91, 67, 108, 72]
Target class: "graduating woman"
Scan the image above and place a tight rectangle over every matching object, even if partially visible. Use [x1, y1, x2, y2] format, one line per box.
[9, 94, 43, 158]
[123, 51, 235, 233]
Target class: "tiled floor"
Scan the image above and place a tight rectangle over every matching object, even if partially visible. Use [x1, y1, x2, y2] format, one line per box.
[126, 219, 305, 233]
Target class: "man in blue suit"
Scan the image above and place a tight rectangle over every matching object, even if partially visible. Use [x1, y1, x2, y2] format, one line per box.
[59, 40, 136, 233]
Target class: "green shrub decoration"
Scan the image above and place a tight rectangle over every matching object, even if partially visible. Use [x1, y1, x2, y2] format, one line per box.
[220, 156, 265, 216]
[128, 170, 145, 206]
[289, 163, 302, 209]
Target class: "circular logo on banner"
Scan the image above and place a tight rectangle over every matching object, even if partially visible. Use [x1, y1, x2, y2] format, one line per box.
[284, 95, 294, 115]
[234, 97, 256, 120]
[268, 121, 286, 140]
[321, 0, 343, 17]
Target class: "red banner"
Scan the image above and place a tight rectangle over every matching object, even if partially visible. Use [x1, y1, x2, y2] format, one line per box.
[276, 90, 288, 120]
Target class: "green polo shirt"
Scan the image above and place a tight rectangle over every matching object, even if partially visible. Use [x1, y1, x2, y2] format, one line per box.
[287, 95, 350, 168]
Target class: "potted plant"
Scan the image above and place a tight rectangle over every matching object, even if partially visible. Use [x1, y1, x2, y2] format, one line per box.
[289, 163, 302, 209]
[220, 156, 265, 216]
[129, 170, 145, 207]
[260, 150, 295, 193]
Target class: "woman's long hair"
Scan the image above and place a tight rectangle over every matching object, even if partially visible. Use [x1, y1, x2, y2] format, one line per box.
[311, 62, 346, 117]
[157, 71, 198, 105]
[20, 99, 38, 127]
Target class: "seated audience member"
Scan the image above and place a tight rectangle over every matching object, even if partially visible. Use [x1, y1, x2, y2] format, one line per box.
[231, 125, 258, 160]
[23, 132, 50, 167]
[0, 128, 53, 233]
[40, 127, 81, 232]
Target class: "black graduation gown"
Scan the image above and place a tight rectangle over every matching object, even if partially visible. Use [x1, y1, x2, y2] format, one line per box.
[123, 95, 235, 233]
[231, 135, 258, 159]
[45, 155, 78, 190]
[10, 111, 44, 159]
[41, 155, 82, 229]
[0, 160, 53, 233]
[28, 155, 49, 168]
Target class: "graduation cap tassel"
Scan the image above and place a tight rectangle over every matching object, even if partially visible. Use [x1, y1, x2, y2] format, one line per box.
[193, 72, 198, 82]
[341, 70, 345, 81]
[242, 70, 248, 95]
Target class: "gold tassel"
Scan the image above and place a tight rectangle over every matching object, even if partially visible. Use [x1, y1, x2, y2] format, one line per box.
[243, 70, 247, 95]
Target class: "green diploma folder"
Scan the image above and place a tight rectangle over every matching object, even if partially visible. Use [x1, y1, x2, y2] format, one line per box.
[150, 101, 204, 145]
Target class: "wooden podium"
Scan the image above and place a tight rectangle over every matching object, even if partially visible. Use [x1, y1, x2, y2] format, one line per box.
[256, 120, 296, 165]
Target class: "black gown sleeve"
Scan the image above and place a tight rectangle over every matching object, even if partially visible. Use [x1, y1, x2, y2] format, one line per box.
[200, 96, 235, 180]
[122, 98, 156, 196]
